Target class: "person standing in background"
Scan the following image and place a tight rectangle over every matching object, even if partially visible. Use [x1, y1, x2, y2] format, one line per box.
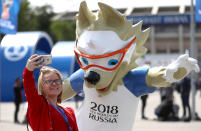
[140, 94, 148, 120]
[178, 76, 191, 121]
[13, 77, 23, 124]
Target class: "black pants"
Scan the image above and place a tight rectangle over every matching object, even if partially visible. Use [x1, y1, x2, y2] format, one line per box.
[141, 95, 148, 117]
[14, 102, 20, 123]
[181, 94, 191, 118]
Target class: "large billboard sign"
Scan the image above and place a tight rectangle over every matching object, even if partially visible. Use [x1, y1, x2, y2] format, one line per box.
[127, 14, 191, 26]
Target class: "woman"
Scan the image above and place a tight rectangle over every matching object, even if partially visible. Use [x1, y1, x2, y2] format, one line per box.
[23, 54, 78, 131]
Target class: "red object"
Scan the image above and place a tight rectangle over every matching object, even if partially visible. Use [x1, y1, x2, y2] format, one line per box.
[23, 68, 79, 131]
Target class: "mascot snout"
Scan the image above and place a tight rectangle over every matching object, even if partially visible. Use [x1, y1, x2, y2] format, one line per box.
[84, 71, 100, 85]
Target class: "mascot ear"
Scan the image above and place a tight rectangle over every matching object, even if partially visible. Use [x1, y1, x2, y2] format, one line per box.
[98, 2, 126, 29]
[76, 1, 96, 36]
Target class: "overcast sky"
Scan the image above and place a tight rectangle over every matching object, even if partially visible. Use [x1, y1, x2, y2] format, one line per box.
[27, 0, 192, 13]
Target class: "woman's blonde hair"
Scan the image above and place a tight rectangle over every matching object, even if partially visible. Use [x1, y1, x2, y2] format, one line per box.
[38, 67, 63, 103]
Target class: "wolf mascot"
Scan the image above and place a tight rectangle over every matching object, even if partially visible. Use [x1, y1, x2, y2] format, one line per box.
[61, 1, 199, 131]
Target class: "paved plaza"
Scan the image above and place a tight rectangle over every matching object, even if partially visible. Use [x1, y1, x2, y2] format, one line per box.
[0, 90, 201, 131]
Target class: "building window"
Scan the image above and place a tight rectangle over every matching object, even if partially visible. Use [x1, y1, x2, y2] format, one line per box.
[131, 7, 152, 15]
[170, 49, 179, 53]
[185, 6, 191, 14]
[158, 6, 179, 14]
[156, 49, 166, 53]
[196, 24, 201, 33]
[155, 25, 178, 33]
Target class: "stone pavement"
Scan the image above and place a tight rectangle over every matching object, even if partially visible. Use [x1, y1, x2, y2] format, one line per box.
[0, 91, 201, 131]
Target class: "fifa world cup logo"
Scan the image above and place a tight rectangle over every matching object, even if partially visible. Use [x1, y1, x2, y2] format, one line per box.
[1, 0, 13, 19]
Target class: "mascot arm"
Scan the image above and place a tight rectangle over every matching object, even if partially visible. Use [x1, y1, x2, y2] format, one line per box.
[146, 54, 200, 87]
[124, 67, 156, 97]
[61, 78, 76, 101]
[146, 66, 171, 87]
[61, 69, 85, 101]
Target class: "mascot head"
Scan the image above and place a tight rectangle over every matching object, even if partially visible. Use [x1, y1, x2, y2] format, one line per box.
[74, 1, 150, 96]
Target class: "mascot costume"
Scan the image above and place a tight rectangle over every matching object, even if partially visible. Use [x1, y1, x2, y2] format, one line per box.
[61, 1, 200, 131]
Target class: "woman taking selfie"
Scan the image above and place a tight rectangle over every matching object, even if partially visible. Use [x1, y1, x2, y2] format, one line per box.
[23, 54, 78, 131]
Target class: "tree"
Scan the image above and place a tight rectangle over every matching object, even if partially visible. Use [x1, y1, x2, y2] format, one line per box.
[50, 20, 76, 41]
[17, 0, 76, 43]
[18, 0, 38, 31]
[34, 5, 55, 35]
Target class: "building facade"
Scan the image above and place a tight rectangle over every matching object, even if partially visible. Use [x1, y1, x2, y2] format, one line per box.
[53, 0, 201, 59]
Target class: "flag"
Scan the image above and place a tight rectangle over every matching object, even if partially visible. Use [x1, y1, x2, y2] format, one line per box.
[0, 0, 21, 34]
[195, 0, 201, 23]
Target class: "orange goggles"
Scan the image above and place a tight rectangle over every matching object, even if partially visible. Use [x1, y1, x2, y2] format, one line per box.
[74, 37, 136, 71]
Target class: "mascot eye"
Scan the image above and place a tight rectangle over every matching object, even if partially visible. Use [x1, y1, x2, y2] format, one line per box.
[108, 59, 118, 66]
[82, 57, 88, 65]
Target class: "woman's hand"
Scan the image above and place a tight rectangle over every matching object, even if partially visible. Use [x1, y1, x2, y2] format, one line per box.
[26, 54, 44, 71]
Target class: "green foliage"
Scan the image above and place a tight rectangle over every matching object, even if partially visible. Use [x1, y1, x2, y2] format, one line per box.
[18, 0, 76, 43]
[50, 20, 76, 41]
[34, 5, 55, 34]
[18, 0, 38, 31]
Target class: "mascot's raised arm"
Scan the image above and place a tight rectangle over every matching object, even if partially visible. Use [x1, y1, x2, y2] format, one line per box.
[61, 1, 200, 131]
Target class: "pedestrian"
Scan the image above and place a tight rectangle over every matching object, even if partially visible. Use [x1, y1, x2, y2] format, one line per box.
[155, 97, 179, 121]
[140, 94, 148, 119]
[74, 94, 79, 109]
[155, 85, 179, 121]
[23, 54, 79, 131]
[178, 76, 191, 121]
[13, 77, 23, 123]
[159, 86, 174, 102]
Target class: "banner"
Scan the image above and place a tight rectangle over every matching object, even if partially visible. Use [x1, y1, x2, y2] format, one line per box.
[0, 0, 21, 34]
[127, 14, 191, 26]
[195, 0, 201, 23]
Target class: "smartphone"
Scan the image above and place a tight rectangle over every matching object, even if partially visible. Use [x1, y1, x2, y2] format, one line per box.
[37, 55, 52, 66]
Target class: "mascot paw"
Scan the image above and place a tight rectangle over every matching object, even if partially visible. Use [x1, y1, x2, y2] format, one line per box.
[163, 54, 200, 83]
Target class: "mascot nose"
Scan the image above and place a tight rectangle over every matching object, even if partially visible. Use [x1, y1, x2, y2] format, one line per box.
[84, 71, 100, 85]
